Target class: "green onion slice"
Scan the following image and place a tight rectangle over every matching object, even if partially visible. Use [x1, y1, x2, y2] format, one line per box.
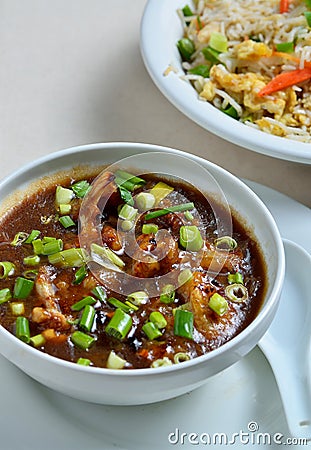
[228, 272, 244, 285]
[71, 180, 91, 198]
[71, 295, 97, 312]
[214, 236, 237, 250]
[174, 309, 194, 340]
[160, 284, 175, 304]
[202, 46, 220, 63]
[144, 202, 194, 221]
[55, 186, 74, 205]
[24, 230, 41, 244]
[0, 261, 16, 279]
[173, 352, 190, 364]
[142, 321, 162, 340]
[107, 297, 137, 313]
[23, 255, 40, 266]
[22, 269, 39, 280]
[179, 225, 203, 252]
[59, 203, 72, 215]
[59, 215, 75, 228]
[71, 331, 95, 350]
[105, 308, 132, 340]
[126, 291, 149, 306]
[135, 192, 155, 211]
[106, 350, 127, 369]
[30, 333, 46, 348]
[92, 286, 107, 302]
[91, 243, 125, 270]
[73, 265, 88, 285]
[13, 277, 34, 299]
[15, 316, 30, 343]
[225, 283, 248, 302]
[178, 269, 193, 286]
[42, 239, 63, 255]
[149, 311, 167, 329]
[275, 41, 294, 53]
[79, 305, 96, 332]
[142, 223, 158, 234]
[182, 4, 193, 17]
[48, 248, 86, 267]
[151, 357, 173, 368]
[221, 105, 239, 119]
[0, 288, 12, 304]
[32, 239, 44, 255]
[304, 11, 311, 27]
[118, 185, 134, 206]
[208, 293, 228, 315]
[10, 232, 28, 246]
[77, 357, 92, 366]
[209, 32, 228, 53]
[188, 64, 210, 78]
[118, 204, 138, 221]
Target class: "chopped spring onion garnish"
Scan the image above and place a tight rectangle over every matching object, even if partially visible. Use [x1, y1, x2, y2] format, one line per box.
[177, 37, 195, 61]
[221, 105, 239, 119]
[150, 311, 167, 329]
[71, 331, 95, 350]
[182, 4, 193, 16]
[179, 225, 203, 252]
[0, 288, 12, 304]
[142, 223, 158, 234]
[121, 219, 134, 231]
[30, 333, 46, 348]
[24, 230, 40, 244]
[115, 170, 146, 190]
[151, 357, 173, 368]
[13, 277, 34, 299]
[23, 255, 40, 266]
[48, 248, 86, 267]
[32, 239, 43, 255]
[91, 243, 125, 269]
[160, 284, 175, 304]
[55, 186, 74, 205]
[79, 305, 96, 332]
[173, 352, 190, 364]
[127, 291, 149, 306]
[59, 215, 75, 228]
[107, 297, 138, 313]
[118, 204, 138, 221]
[73, 265, 88, 285]
[118, 185, 134, 206]
[142, 321, 162, 340]
[178, 269, 193, 286]
[174, 309, 194, 340]
[22, 269, 39, 280]
[59, 203, 72, 215]
[208, 293, 228, 315]
[15, 316, 31, 343]
[144, 202, 194, 221]
[71, 180, 91, 198]
[42, 236, 56, 243]
[106, 350, 127, 369]
[225, 283, 248, 302]
[275, 42, 294, 53]
[149, 181, 174, 205]
[135, 192, 155, 211]
[42, 239, 63, 255]
[228, 272, 244, 285]
[105, 308, 132, 340]
[10, 232, 29, 246]
[209, 32, 228, 53]
[188, 64, 210, 78]
[92, 286, 107, 302]
[202, 46, 220, 64]
[10, 302, 25, 316]
[0, 261, 16, 279]
[77, 357, 91, 366]
[71, 295, 97, 312]
[184, 210, 194, 221]
[214, 236, 237, 250]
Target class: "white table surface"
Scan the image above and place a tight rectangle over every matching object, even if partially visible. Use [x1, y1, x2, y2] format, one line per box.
[0, 0, 310, 208]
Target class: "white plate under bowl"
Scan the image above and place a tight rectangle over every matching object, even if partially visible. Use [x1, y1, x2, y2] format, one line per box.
[140, 0, 311, 165]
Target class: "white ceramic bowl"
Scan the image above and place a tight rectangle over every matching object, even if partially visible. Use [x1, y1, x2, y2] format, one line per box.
[0, 142, 285, 405]
[140, 0, 311, 165]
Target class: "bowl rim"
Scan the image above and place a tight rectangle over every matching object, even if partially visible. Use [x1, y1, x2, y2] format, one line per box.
[140, 0, 311, 165]
[0, 141, 285, 377]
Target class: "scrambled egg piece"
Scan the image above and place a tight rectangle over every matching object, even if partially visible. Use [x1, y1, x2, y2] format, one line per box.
[199, 80, 216, 101]
[209, 65, 289, 118]
[255, 118, 287, 136]
[233, 40, 273, 60]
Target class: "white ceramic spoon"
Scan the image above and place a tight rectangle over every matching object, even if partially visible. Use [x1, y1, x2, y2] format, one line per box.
[259, 239, 311, 440]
